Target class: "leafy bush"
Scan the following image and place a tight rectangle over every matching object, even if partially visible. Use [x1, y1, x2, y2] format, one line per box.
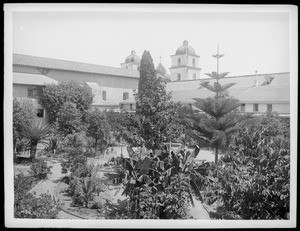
[14, 192, 58, 219]
[13, 98, 37, 150]
[14, 173, 39, 199]
[30, 159, 52, 180]
[57, 101, 83, 136]
[40, 81, 93, 124]
[201, 126, 290, 220]
[85, 109, 111, 155]
[67, 164, 104, 208]
[14, 173, 58, 219]
[163, 175, 192, 219]
[106, 145, 202, 219]
[59, 132, 90, 174]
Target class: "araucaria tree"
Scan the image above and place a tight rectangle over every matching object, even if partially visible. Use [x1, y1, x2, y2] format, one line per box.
[134, 50, 182, 153]
[193, 45, 245, 164]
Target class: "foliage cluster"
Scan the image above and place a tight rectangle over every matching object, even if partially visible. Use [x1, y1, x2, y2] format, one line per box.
[105, 145, 204, 219]
[201, 114, 290, 219]
[85, 110, 112, 155]
[57, 101, 83, 136]
[30, 159, 53, 180]
[40, 81, 93, 124]
[14, 173, 58, 219]
[67, 167, 104, 208]
[15, 192, 58, 219]
[130, 51, 183, 152]
[13, 98, 37, 149]
[60, 133, 90, 174]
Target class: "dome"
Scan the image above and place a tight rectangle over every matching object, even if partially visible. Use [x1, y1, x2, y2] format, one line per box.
[175, 40, 196, 55]
[156, 62, 167, 75]
[125, 50, 141, 64]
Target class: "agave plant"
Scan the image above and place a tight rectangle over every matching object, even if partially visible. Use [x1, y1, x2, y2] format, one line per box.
[22, 120, 50, 160]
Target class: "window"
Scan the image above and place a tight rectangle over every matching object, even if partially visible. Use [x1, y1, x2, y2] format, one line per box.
[177, 58, 181, 66]
[193, 73, 196, 79]
[130, 104, 133, 110]
[102, 91, 107, 101]
[192, 58, 195, 67]
[267, 104, 272, 112]
[253, 103, 259, 112]
[240, 104, 245, 112]
[36, 109, 44, 118]
[177, 74, 181, 81]
[123, 92, 129, 100]
[28, 87, 38, 98]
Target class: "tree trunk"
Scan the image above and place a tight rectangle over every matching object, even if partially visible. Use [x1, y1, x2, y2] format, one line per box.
[30, 140, 38, 160]
[215, 146, 219, 164]
[95, 139, 98, 155]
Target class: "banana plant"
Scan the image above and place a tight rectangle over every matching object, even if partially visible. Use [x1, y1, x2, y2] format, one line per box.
[106, 145, 203, 218]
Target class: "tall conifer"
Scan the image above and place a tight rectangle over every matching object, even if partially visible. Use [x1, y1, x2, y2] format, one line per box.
[193, 45, 244, 163]
[135, 50, 182, 152]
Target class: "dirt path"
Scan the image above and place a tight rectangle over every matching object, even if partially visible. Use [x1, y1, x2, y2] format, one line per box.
[28, 159, 77, 219]
[29, 159, 66, 196]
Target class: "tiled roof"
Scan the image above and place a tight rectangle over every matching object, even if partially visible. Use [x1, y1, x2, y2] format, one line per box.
[85, 81, 101, 89]
[237, 85, 290, 102]
[13, 53, 139, 78]
[120, 96, 136, 104]
[13, 72, 58, 85]
[166, 72, 290, 91]
[92, 98, 117, 106]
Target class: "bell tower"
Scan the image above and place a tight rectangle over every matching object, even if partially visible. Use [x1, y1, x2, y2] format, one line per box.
[169, 40, 202, 81]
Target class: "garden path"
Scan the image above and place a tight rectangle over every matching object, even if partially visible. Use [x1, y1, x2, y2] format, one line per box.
[28, 159, 78, 219]
[28, 146, 211, 220]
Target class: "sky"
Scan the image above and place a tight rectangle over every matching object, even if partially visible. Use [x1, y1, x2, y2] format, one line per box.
[11, 5, 291, 77]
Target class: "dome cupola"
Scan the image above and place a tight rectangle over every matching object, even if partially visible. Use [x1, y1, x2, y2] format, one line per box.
[125, 50, 141, 64]
[175, 40, 196, 55]
[156, 57, 167, 75]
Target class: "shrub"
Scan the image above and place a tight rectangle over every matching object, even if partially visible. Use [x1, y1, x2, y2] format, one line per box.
[60, 132, 90, 174]
[202, 127, 290, 220]
[106, 145, 202, 219]
[57, 101, 83, 136]
[67, 165, 104, 208]
[40, 81, 93, 124]
[14, 173, 57, 219]
[30, 159, 52, 180]
[163, 175, 192, 219]
[13, 98, 37, 150]
[14, 173, 39, 200]
[14, 192, 58, 219]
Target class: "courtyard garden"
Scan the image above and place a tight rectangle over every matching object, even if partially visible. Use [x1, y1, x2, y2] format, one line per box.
[13, 50, 290, 220]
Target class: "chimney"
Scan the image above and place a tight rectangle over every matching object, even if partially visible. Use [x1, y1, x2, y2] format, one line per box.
[253, 71, 259, 86]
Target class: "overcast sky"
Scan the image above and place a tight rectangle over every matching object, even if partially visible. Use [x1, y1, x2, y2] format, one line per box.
[11, 5, 291, 77]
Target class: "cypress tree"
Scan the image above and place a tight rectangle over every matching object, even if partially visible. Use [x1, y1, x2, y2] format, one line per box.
[135, 50, 182, 153]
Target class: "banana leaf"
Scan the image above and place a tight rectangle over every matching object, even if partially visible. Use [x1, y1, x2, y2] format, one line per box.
[140, 156, 152, 174]
[190, 179, 203, 202]
[137, 174, 153, 184]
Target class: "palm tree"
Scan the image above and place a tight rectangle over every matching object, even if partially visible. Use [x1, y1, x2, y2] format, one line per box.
[23, 120, 50, 160]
